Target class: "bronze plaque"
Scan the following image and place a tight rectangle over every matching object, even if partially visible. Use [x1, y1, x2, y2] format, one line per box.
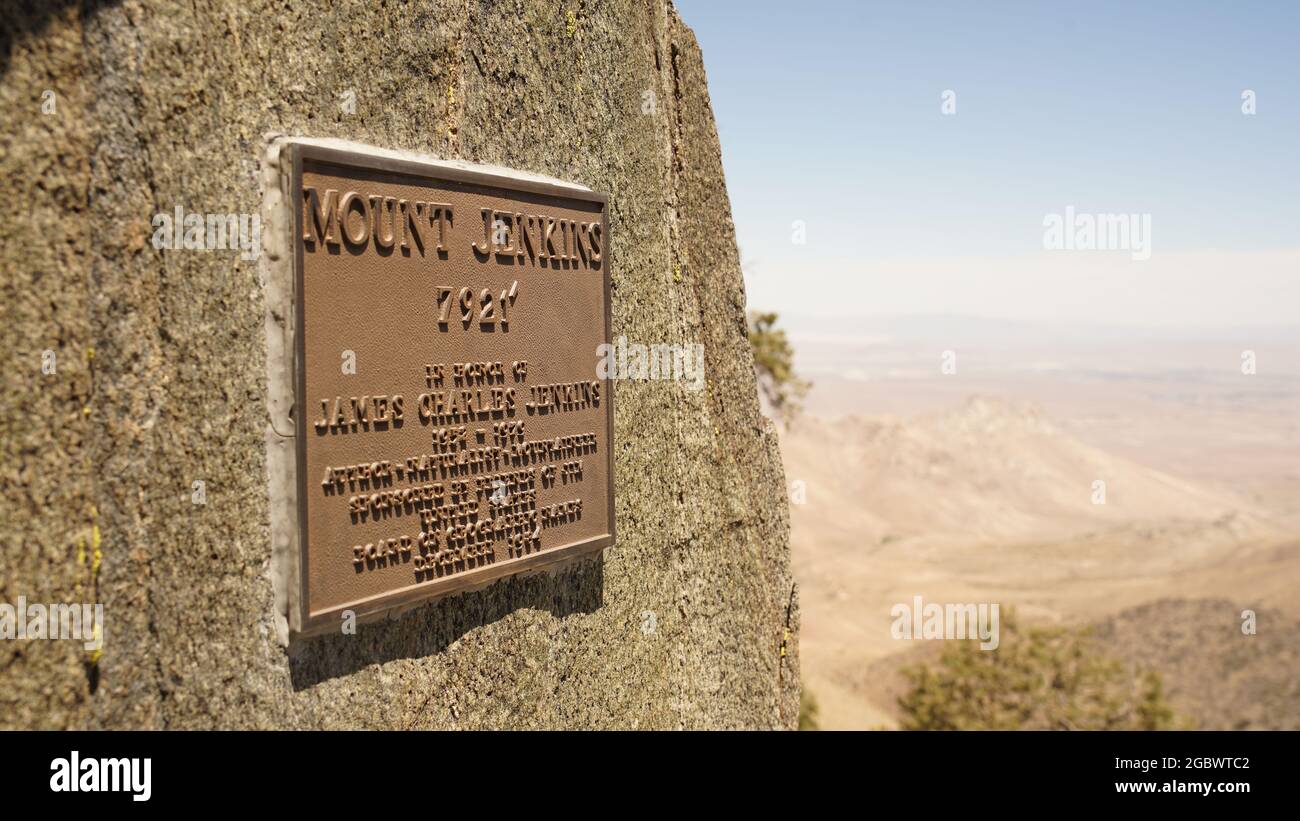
[280, 142, 613, 635]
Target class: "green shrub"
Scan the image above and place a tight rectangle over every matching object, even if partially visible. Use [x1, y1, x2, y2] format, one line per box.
[898, 611, 1178, 730]
[747, 311, 809, 425]
[798, 687, 820, 731]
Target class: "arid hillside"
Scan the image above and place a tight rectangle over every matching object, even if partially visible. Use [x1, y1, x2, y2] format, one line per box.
[783, 396, 1300, 729]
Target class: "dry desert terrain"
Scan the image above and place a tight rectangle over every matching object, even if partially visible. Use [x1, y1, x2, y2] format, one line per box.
[779, 319, 1300, 729]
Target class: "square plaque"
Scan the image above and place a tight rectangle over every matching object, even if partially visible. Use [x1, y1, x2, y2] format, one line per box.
[268, 140, 614, 636]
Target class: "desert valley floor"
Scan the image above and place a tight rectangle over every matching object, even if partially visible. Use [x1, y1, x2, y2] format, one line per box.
[781, 324, 1300, 729]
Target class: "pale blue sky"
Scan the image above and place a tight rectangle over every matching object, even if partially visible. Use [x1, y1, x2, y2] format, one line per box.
[675, 0, 1300, 327]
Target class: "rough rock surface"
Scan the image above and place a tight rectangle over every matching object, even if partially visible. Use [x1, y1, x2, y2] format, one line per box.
[0, 0, 798, 729]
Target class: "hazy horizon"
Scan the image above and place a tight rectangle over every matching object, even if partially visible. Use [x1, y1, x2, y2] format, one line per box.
[676, 0, 1300, 328]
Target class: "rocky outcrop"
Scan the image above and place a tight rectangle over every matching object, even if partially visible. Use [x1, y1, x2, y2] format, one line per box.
[0, 0, 797, 728]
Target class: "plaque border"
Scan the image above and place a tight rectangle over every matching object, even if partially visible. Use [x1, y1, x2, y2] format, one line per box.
[280, 141, 615, 637]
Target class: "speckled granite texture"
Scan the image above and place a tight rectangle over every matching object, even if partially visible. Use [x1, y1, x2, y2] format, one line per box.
[0, 0, 798, 729]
